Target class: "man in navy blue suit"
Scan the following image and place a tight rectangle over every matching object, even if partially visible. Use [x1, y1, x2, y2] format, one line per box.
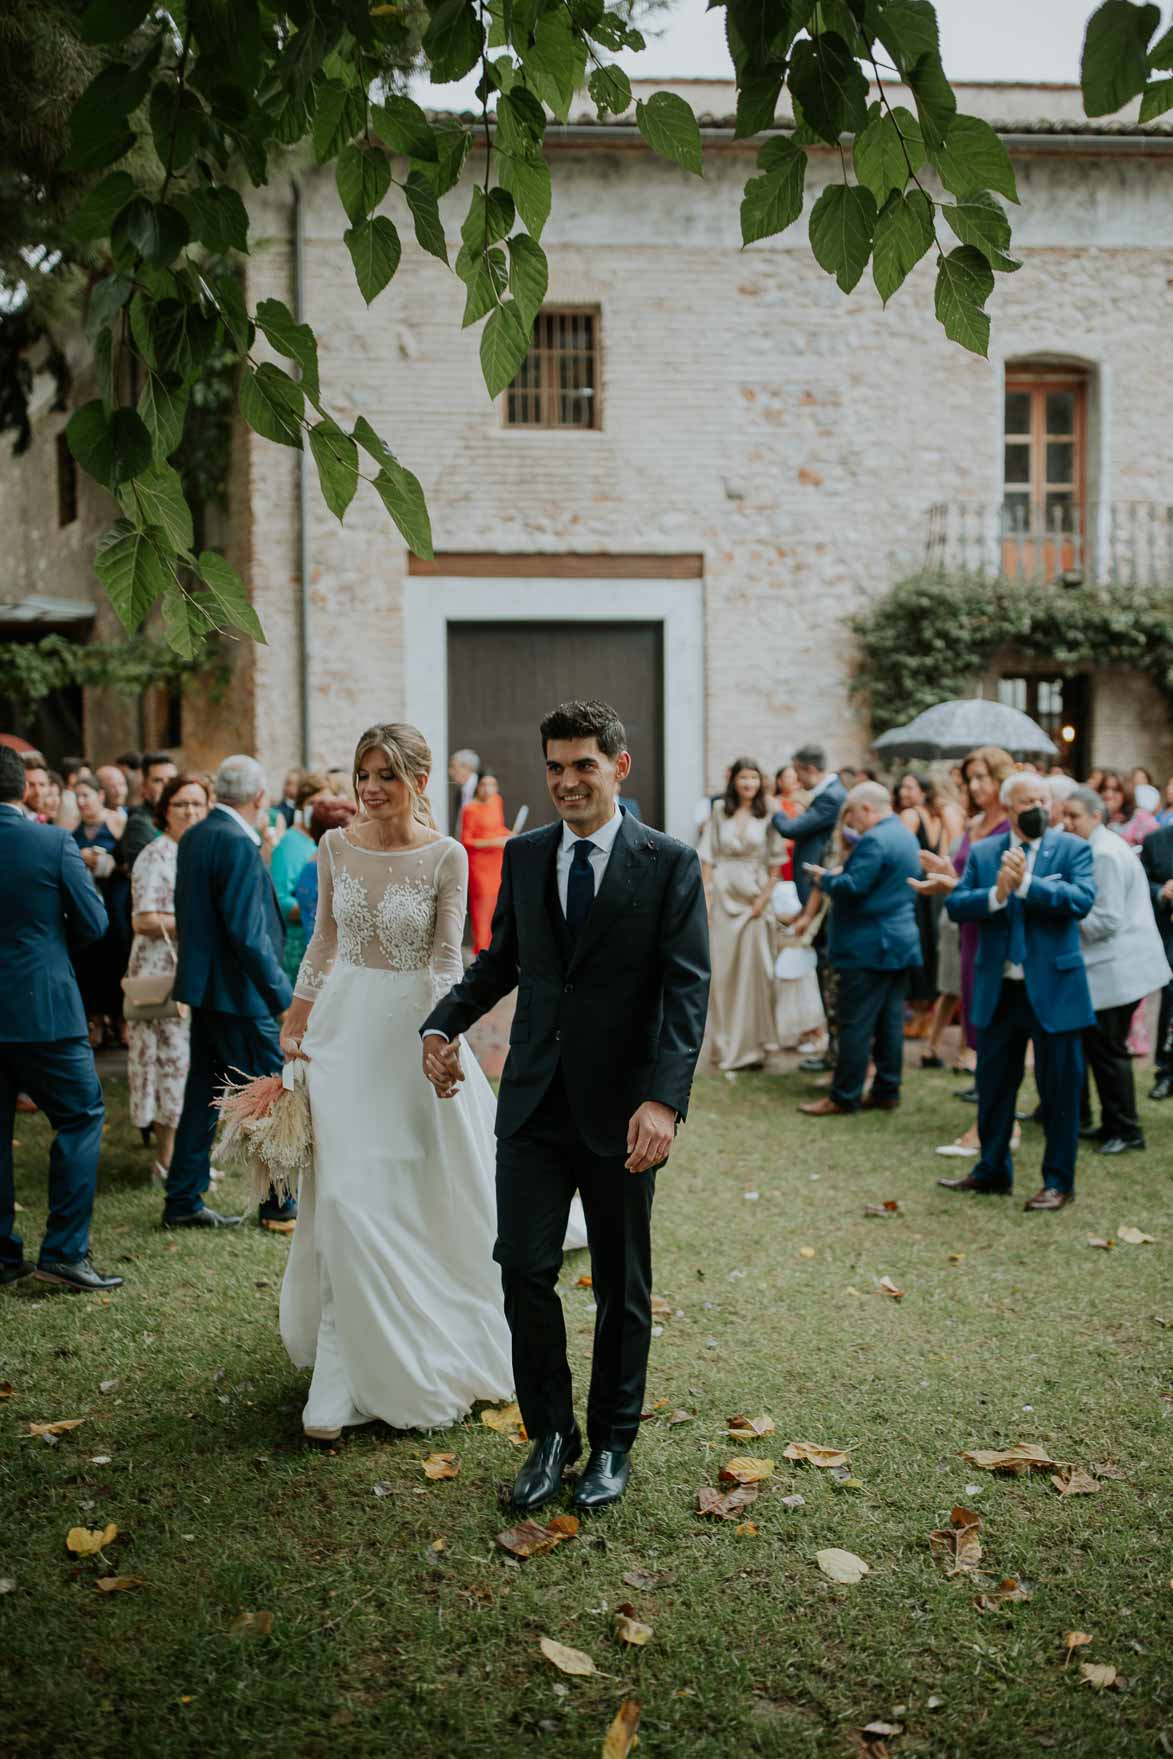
[938, 772, 1095, 1211]
[797, 782, 922, 1116]
[772, 745, 847, 1074]
[0, 747, 122, 1292]
[166, 755, 297, 1232]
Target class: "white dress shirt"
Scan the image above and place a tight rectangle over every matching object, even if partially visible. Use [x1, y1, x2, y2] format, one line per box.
[988, 835, 1042, 979]
[556, 804, 624, 916]
[214, 801, 262, 847]
[460, 772, 478, 808]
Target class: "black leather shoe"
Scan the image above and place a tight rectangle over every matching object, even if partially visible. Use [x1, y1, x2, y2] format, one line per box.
[954, 1086, 979, 1104]
[1096, 1135, 1145, 1155]
[162, 1207, 243, 1230]
[1148, 1076, 1173, 1101]
[573, 1447, 632, 1511]
[937, 1173, 1011, 1194]
[0, 1259, 33, 1287]
[33, 1256, 124, 1292]
[510, 1425, 582, 1512]
[1079, 1123, 1105, 1141]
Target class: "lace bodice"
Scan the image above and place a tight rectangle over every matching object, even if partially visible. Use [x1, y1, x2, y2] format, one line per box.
[294, 830, 468, 1001]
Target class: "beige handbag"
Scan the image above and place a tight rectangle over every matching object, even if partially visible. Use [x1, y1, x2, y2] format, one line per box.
[122, 922, 187, 1022]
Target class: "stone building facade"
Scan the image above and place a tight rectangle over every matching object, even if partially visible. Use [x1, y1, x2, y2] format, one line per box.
[3, 81, 1172, 824]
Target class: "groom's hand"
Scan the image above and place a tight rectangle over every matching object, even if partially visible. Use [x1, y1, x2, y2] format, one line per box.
[422, 1034, 464, 1099]
[625, 1100, 675, 1174]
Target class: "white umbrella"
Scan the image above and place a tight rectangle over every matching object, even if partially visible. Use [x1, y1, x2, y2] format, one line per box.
[872, 698, 1059, 762]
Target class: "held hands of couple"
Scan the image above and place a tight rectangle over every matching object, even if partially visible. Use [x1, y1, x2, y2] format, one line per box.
[995, 845, 1027, 904]
[625, 1099, 675, 1175]
[422, 1034, 464, 1100]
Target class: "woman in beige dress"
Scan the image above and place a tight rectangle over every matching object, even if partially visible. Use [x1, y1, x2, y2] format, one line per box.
[700, 759, 783, 1070]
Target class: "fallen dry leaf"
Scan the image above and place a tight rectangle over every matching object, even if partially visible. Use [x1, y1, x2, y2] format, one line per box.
[0, 1382, 13, 1399]
[696, 1484, 759, 1520]
[734, 1521, 759, 1537]
[495, 1514, 578, 1559]
[95, 1576, 145, 1593]
[66, 1523, 118, 1556]
[0, 1579, 14, 1594]
[816, 1548, 870, 1585]
[975, 1577, 1032, 1610]
[948, 1251, 965, 1264]
[622, 1568, 674, 1592]
[229, 1610, 275, 1637]
[783, 1441, 849, 1469]
[780, 1493, 806, 1508]
[726, 1413, 776, 1439]
[480, 1403, 526, 1441]
[961, 1442, 1055, 1475]
[929, 1506, 983, 1576]
[798, 1246, 817, 1259]
[614, 1604, 653, 1645]
[1087, 1236, 1115, 1250]
[666, 1409, 694, 1426]
[1064, 1631, 1094, 1665]
[1117, 1225, 1154, 1245]
[575, 1274, 592, 1288]
[1051, 1468, 1101, 1498]
[864, 1201, 901, 1216]
[863, 1723, 904, 1739]
[431, 1538, 446, 1553]
[540, 1635, 596, 1677]
[649, 1296, 674, 1319]
[98, 1379, 120, 1395]
[602, 1699, 641, 1759]
[719, 1456, 774, 1487]
[878, 1276, 904, 1301]
[28, 1419, 86, 1438]
[1079, 1662, 1120, 1691]
[420, 1452, 460, 1480]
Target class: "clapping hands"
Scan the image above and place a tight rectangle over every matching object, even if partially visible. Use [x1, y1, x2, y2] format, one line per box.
[908, 849, 958, 896]
[996, 845, 1027, 904]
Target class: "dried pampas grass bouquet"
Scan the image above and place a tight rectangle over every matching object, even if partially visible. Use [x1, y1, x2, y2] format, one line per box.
[214, 1063, 313, 1209]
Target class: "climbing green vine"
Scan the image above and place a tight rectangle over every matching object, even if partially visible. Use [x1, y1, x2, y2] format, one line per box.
[0, 631, 228, 721]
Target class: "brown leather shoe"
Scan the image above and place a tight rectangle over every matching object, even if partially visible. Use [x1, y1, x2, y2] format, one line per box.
[861, 1092, 900, 1111]
[937, 1174, 1011, 1194]
[798, 1097, 854, 1116]
[1023, 1187, 1074, 1211]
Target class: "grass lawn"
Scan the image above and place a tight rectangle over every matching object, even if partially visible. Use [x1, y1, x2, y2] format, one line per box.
[2, 1064, 1170, 1758]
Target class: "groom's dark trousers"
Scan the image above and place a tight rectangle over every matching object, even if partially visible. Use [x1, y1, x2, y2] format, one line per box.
[423, 809, 710, 1451]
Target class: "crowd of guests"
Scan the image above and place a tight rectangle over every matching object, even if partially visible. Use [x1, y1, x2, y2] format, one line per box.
[699, 744, 1173, 1209]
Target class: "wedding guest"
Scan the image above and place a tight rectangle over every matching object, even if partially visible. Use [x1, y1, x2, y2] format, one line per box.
[115, 751, 143, 808]
[460, 770, 513, 954]
[1131, 766, 1155, 791]
[1158, 777, 1173, 827]
[43, 771, 63, 823]
[56, 756, 90, 830]
[773, 744, 847, 1074]
[1099, 770, 1159, 846]
[127, 774, 211, 1185]
[1062, 786, 1171, 1154]
[1140, 811, 1173, 1100]
[71, 776, 125, 1048]
[269, 772, 329, 983]
[273, 767, 302, 829]
[292, 796, 357, 941]
[772, 764, 801, 879]
[95, 764, 129, 837]
[895, 772, 944, 1038]
[798, 783, 922, 1116]
[22, 755, 50, 821]
[448, 747, 481, 815]
[700, 758, 782, 1071]
[0, 745, 120, 1293]
[120, 752, 178, 872]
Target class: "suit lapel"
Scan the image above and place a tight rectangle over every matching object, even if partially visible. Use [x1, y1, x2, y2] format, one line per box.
[525, 822, 565, 967]
[1032, 828, 1060, 881]
[568, 811, 651, 973]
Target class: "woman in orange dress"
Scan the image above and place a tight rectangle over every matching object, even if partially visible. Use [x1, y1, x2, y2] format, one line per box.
[460, 772, 512, 953]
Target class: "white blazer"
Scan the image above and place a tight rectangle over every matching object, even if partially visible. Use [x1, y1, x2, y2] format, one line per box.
[1080, 823, 1173, 1012]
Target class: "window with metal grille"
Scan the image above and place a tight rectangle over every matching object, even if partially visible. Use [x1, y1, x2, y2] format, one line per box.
[56, 432, 78, 527]
[505, 309, 599, 429]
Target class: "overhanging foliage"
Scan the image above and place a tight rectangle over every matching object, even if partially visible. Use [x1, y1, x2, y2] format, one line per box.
[0, 630, 228, 717]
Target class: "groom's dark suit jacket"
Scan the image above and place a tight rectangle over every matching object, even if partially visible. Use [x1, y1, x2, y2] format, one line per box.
[423, 809, 711, 1158]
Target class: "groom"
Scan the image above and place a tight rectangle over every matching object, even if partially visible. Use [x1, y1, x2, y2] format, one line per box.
[421, 700, 710, 1511]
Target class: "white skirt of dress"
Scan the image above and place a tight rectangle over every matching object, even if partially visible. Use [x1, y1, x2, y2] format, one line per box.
[278, 963, 519, 1432]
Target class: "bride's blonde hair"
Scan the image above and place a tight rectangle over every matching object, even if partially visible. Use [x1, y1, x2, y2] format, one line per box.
[353, 722, 435, 828]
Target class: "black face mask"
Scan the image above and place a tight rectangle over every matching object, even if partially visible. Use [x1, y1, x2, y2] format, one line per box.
[1016, 806, 1047, 841]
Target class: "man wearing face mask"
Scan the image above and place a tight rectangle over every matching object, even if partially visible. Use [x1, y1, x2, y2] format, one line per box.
[939, 773, 1095, 1211]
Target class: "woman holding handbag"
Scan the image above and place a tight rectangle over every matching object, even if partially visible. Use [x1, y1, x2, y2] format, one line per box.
[125, 774, 210, 1185]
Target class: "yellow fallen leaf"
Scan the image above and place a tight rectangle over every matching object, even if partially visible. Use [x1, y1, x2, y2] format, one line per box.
[1051, 1468, 1101, 1497]
[798, 1246, 817, 1259]
[696, 1483, 759, 1520]
[66, 1523, 118, 1556]
[734, 1521, 759, 1537]
[929, 1506, 983, 1575]
[229, 1610, 275, 1637]
[948, 1252, 965, 1264]
[602, 1699, 641, 1759]
[1080, 1662, 1119, 1691]
[1064, 1631, 1093, 1665]
[816, 1548, 869, 1585]
[96, 1576, 145, 1593]
[575, 1274, 592, 1288]
[431, 1538, 446, 1553]
[421, 1452, 460, 1480]
[975, 1576, 1032, 1610]
[540, 1635, 596, 1676]
[0, 1382, 13, 1399]
[1117, 1225, 1154, 1245]
[719, 1456, 774, 1486]
[1086, 1237, 1115, 1250]
[726, 1413, 776, 1439]
[614, 1604, 653, 1646]
[480, 1403, 526, 1438]
[783, 1441, 850, 1469]
[878, 1276, 904, 1301]
[28, 1419, 86, 1437]
[961, 1442, 1055, 1475]
[496, 1514, 578, 1559]
[650, 1296, 673, 1317]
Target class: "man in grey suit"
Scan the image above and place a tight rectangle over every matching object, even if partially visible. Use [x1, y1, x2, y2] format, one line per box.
[1063, 787, 1172, 1155]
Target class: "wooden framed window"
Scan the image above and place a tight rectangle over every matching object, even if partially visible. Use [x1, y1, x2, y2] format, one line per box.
[56, 431, 78, 527]
[1002, 372, 1087, 580]
[505, 309, 599, 429]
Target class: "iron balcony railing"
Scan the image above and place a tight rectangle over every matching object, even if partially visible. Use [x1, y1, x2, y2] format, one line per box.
[923, 501, 1173, 588]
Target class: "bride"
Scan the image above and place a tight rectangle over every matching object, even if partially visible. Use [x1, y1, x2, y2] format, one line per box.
[278, 721, 583, 1441]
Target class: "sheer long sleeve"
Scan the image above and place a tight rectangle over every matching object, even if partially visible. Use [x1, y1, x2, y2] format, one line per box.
[294, 835, 338, 999]
[430, 839, 469, 1001]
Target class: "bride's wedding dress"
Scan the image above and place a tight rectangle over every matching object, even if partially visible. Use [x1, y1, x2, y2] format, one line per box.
[279, 828, 585, 1432]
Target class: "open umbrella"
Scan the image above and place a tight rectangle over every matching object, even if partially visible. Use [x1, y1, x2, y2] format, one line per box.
[872, 699, 1059, 762]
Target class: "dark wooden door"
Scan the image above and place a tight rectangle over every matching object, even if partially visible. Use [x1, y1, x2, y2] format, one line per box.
[447, 621, 664, 830]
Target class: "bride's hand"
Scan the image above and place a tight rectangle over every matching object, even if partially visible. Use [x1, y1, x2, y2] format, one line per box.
[423, 1034, 464, 1098]
[280, 1003, 312, 1062]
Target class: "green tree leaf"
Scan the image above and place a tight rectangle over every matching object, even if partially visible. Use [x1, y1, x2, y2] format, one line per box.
[907, 50, 956, 150]
[740, 137, 806, 245]
[198, 550, 266, 641]
[734, 75, 783, 140]
[118, 461, 195, 552]
[935, 244, 995, 356]
[1080, 0, 1160, 116]
[525, 12, 583, 119]
[312, 78, 363, 162]
[160, 585, 205, 660]
[589, 65, 632, 118]
[177, 185, 251, 253]
[941, 191, 1021, 272]
[497, 88, 548, 154]
[69, 172, 137, 242]
[344, 215, 402, 303]
[372, 460, 434, 557]
[372, 94, 439, 161]
[111, 197, 190, 268]
[79, 0, 152, 43]
[459, 247, 508, 326]
[496, 153, 551, 239]
[94, 330, 114, 415]
[417, 123, 471, 196]
[635, 92, 703, 177]
[85, 274, 133, 343]
[1139, 75, 1173, 120]
[461, 186, 516, 253]
[423, 0, 483, 84]
[508, 232, 548, 325]
[872, 188, 935, 304]
[479, 300, 531, 397]
[405, 171, 449, 264]
[874, 0, 940, 73]
[211, 271, 252, 353]
[308, 417, 360, 523]
[138, 373, 189, 460]
[808, 182, 877, 292]
[149, 83, 204, 175]
[66, 401, 154, 492]
[789, 33, 870, 145]
[931, 114, 1020, 204]
[69, 60, 152, 153]
[853, 106, 925, 204]
[239, 362, 304, 448]
[255, 298, 320, 402]
[93, 519, 172, 634]
[336, 144, 391, 224]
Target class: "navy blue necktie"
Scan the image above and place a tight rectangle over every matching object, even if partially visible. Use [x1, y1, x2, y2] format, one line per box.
[566, 839, 597, 938]
[1008, 845, 1028, 966]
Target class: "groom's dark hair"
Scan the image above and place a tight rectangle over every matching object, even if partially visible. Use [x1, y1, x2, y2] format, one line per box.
[540, 699, 627, 759]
